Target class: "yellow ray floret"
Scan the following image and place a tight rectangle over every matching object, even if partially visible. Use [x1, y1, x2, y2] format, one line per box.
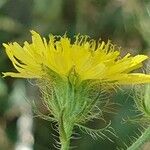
[3, 30, 150, 84]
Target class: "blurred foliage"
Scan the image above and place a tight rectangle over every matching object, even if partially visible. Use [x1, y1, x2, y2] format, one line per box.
[0, 0, 150, 150]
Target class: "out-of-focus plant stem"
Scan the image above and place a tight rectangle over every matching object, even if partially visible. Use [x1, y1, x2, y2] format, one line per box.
[127, 126, 150, 150]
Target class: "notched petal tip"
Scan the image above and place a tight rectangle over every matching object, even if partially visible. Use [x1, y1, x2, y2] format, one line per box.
[137, 55, 148, 60]
[2, 72, 28, 78]
[3, 43, 9, 48]
[30, 30, 39, 36]
[2, 71, 23, 78]
[2, 72, 9, 78]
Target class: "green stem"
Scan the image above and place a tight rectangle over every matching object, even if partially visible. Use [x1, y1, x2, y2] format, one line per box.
[127, 126, 150, 150]
[59, 110, 73, 150]
[59, 123, 71, 150]
[60, 139, 70, 150]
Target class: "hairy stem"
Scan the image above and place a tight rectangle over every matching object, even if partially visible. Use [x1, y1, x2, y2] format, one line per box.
[59, 110, 73, 150]
[127, 126, 150, 150]
[59, 123, 71, 150]
[60, 139, 70, 150]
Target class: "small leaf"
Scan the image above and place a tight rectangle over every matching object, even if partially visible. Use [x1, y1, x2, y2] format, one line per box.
[76, 121, 117, 142]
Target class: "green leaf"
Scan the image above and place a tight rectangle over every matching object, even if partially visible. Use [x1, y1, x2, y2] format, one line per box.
[76, 121, 117, 142]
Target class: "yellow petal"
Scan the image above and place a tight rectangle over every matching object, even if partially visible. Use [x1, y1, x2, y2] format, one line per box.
[3, 30, 150, 85]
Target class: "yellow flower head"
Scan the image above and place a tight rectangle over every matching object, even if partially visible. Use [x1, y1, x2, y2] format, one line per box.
[3, 31, 150, 84]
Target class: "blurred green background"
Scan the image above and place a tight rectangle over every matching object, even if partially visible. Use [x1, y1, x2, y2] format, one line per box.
[0, 0, 150, 150]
